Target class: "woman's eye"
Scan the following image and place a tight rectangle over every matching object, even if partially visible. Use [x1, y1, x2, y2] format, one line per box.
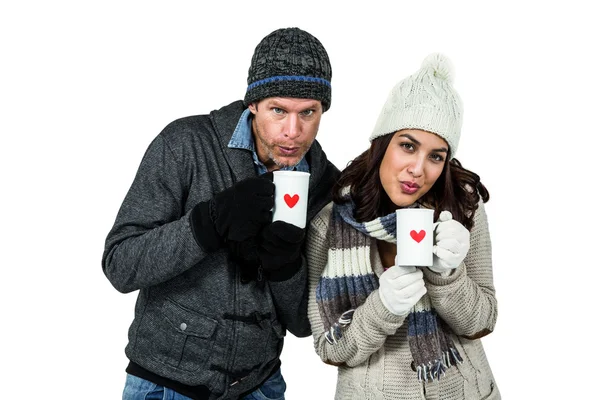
[400, 143, 414, 151]
[430, 153, 444, 162]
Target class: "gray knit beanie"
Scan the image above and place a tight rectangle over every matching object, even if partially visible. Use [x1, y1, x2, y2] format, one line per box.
[370, 53, 463, 157]
[244, 27, 332, 112]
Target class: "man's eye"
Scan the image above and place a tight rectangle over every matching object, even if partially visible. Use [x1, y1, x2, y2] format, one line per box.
[300, 110, 314, 116]
[273, 107, 284, 114]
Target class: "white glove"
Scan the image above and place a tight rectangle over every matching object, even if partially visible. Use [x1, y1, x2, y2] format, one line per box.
[430, 211, 470, 274]
[379, 265, 427, 316]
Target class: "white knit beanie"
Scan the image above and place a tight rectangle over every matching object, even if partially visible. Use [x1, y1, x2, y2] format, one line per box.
[369, 53, 463, 157]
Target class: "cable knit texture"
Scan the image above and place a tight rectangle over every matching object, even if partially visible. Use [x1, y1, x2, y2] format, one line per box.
[369, 53, 463, 158]
[316, 200, 463, 381]
[307, 201, 500, 399]
[244, 27, 332, 111]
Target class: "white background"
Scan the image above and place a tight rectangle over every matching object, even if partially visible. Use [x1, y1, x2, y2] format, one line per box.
[2, 1, 598, 398]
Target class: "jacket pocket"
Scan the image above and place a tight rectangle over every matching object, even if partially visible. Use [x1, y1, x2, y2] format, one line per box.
[150, 298, 218, 372]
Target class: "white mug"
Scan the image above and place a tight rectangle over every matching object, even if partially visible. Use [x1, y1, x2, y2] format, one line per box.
[272, 171, 310, 228]
[396, 208, 434, 267]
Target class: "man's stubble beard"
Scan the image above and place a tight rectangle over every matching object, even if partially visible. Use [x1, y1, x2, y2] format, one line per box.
[255, 127, 309, 170]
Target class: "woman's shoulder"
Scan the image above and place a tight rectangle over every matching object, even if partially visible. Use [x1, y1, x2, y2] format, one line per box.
[308, 201, 335, 237]
[472, 197, 489, 228]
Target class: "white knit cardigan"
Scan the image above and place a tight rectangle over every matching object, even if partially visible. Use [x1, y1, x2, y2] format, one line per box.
[306, 200, 500, 400]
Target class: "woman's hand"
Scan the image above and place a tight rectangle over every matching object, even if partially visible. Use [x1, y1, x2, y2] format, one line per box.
[429, 211, 470, 274]
[379, 265, 427, 316]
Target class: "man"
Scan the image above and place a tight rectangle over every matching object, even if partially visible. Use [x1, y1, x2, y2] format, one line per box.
[102, 27, 339, 399]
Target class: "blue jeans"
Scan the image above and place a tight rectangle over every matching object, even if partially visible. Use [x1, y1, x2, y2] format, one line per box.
[122, 369, 286, 400]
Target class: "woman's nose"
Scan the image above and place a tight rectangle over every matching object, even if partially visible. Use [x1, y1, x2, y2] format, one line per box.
[408, 159, 424, 177]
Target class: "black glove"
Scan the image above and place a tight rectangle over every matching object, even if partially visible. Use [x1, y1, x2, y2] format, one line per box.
[189, 176, 274, 252]
[229, 239, 261, 283]
[258, 221, 305, 281]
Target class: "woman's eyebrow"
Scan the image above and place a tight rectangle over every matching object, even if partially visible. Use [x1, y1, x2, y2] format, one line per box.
[399, 133, 420, 145]
[399, 133, 448, 153]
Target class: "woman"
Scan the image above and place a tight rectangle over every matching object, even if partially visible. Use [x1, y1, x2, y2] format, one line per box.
[306, 54, 500, 399]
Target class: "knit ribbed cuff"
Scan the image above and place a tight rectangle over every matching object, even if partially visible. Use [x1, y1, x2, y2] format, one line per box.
[423, 263, 465, 286]
[189, 201, 222, 252]
[368, 289, 406, 326]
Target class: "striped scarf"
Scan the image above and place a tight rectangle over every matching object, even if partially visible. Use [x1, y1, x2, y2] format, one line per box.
[316, 198, 463, 382]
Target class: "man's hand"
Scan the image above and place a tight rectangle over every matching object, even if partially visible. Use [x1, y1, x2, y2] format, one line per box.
[189, 176, 274, 252]
[258, 221, 305, 281]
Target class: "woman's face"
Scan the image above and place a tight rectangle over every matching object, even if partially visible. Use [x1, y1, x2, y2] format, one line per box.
[379, 129, 449, 208]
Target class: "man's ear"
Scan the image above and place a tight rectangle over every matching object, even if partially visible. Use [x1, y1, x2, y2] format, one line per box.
[248, 102, 258, 115]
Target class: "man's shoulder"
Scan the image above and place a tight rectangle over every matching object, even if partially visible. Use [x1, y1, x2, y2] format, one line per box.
[157, 100, 245, 145]
[209, 100, 246, 131]
[307, 141, 340, 184]
[157, 114, 210, 144]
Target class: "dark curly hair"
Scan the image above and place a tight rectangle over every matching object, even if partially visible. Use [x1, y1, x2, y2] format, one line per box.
[332, 133, 489, 230]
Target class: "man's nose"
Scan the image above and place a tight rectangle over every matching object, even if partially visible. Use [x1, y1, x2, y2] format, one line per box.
[284, 115, 301, 139]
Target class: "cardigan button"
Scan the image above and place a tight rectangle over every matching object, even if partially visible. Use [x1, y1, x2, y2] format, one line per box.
[180, 322, 187, 331]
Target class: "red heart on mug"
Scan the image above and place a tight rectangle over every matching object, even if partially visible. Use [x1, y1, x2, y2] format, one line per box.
[410, 230, 426, 243]
[284, 194, 300, 208]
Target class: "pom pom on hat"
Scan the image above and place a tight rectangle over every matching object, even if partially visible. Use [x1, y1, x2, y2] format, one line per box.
[369, 53, 463, 157]
[421, 53, 455, 84]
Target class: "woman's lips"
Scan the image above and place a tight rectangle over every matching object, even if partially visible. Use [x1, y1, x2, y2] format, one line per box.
[400, 181, 420, 195]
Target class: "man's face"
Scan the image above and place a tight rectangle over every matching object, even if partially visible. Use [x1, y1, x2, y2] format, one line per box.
[249, 97, 323, 171]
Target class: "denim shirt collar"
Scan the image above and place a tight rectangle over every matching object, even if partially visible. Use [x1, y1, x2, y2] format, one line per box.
[228, 109, 309, 175]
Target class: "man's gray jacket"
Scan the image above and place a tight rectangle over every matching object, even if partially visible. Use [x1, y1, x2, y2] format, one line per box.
[102, 100, 339, 399]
